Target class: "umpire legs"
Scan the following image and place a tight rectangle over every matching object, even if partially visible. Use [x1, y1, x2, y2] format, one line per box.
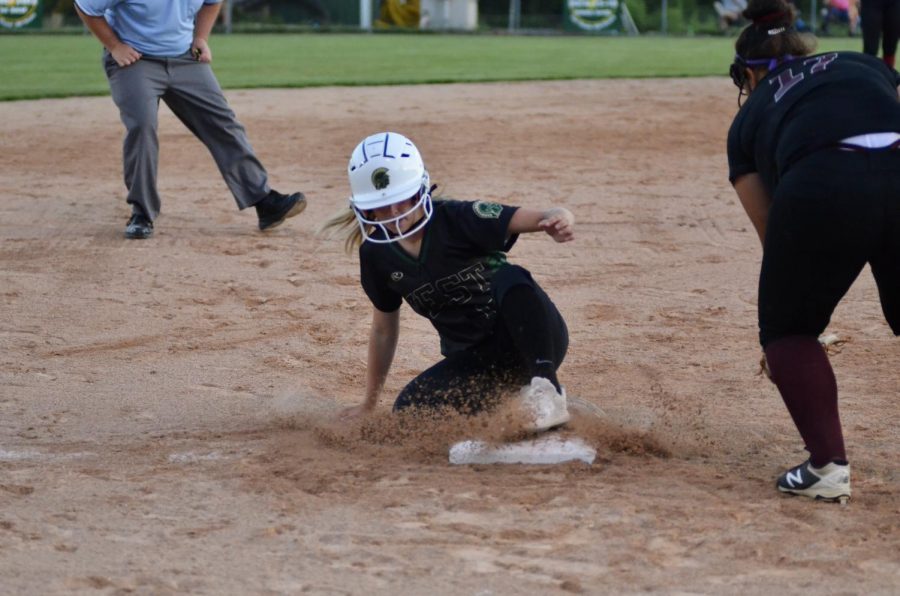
[162, 54, 270, 210]
[104, 53, 271, 220]
[105, 54, 167, 220]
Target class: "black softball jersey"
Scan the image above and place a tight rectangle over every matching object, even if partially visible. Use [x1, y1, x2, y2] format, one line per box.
[728, 51, 900, 191]
[359, 199, 520, 356]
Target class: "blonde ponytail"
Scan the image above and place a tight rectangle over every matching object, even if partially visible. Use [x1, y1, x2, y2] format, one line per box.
[318, 207, 366, 254]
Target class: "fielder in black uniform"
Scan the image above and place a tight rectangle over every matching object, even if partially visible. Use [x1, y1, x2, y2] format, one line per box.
[860, 0, 900, 68]
[321, 132, 573, 431]
[727, 0, 900, 502]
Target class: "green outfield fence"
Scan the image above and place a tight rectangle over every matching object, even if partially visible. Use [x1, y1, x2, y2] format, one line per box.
[1, 0, 843, 36]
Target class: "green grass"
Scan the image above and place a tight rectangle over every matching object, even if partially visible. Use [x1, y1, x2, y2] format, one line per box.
[0, 33, 864, 101]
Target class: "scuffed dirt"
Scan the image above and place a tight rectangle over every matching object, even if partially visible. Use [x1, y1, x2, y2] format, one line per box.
[1, 80, 898, 594]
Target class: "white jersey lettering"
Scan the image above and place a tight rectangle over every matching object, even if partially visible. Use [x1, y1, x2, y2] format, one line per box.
[769, 69, 805, 103]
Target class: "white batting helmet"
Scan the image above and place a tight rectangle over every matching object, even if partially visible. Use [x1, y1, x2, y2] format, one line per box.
[348, 132, 432, 244]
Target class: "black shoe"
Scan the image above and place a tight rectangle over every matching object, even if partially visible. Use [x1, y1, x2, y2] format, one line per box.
[124, 213, 153, 239]
[256, 190, 306, 231]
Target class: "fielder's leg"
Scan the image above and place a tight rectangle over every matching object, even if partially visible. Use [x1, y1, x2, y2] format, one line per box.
[760, 150, 875, 478]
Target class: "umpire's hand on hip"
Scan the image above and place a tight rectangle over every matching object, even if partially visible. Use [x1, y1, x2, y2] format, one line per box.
[111, 42, 141, 67]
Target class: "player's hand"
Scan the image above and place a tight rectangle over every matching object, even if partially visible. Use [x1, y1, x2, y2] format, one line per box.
[191, 38, 212, 63]
[338, 402, 375, 421]
[539, 208, 575, 243]
[110, 42, 141, 67]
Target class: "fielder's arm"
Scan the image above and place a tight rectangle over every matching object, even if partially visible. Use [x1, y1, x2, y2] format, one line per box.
[74, 3, 141, 67]
[341, 307, 400, 419]
[509, 206, 575, 243]
[192, 2, 222, 63]
[732, 172, 772, 247]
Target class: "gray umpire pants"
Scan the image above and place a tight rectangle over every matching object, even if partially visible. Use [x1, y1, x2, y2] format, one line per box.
[103, 51, 270, 221]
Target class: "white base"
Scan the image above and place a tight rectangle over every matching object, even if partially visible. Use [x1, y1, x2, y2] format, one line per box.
[449, 435, 596, 465]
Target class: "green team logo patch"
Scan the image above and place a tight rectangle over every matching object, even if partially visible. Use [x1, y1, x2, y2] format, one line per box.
[0, 0, 39, 29]
[371, 168, 390, 190]
[568, 0, 619, 31]
[473, 201, 503, 219]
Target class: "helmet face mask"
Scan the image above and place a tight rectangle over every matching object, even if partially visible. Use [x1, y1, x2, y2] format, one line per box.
[348, 132, 432, 244]
[353, 189, 434, 244]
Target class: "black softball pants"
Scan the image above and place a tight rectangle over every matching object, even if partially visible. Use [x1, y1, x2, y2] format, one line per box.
[861, 0, 900, 58]
[758, 147, 900, 347]
[393, 265, 568, 414]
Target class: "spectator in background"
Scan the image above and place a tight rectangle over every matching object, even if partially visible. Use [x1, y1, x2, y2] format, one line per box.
[715, 0, 749, 30]
[786, 0, 811, 31]
[860, 0, 900, 68]
[820, 0, 860, 35]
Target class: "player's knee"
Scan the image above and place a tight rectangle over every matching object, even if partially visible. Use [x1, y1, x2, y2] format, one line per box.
[760, 322, 829, 348]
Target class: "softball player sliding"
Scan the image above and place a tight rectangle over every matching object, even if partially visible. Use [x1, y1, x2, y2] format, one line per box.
[727, 0, 900, 502]
[321, 132, 574, 431]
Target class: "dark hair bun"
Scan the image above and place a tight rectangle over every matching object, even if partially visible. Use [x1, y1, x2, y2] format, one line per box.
[743, 0, 794, 26]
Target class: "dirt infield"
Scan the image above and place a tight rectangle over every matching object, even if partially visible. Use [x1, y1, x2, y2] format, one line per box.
[1, 79, 898, 594]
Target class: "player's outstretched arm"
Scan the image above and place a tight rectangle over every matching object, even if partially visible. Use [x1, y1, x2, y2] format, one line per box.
[733, 173, 772, 247]
[339, 307, 400, 420]
[509, 206, 575, 243]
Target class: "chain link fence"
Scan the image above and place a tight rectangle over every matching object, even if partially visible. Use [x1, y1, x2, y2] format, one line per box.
[4, 0, 841, 36]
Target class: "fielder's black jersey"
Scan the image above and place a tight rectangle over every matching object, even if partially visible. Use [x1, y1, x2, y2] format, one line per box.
[728, 51, 900, 191]
[359, 199, 520, 356]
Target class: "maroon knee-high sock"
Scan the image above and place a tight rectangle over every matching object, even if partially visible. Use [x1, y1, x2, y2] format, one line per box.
[884, 54, 896, 69]
[764, 335, 847, 467]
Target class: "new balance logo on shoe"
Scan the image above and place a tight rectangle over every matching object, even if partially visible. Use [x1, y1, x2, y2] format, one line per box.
[776, 460, 851, 504]
[784, 469, 804, 488]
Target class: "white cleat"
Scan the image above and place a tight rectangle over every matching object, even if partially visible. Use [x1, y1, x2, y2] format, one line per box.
[518, 376, 571, 432]
[776, 460, 851, 504]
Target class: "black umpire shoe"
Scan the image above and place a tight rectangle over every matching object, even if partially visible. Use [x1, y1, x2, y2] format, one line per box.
[256, 190, 307, 231]
[124, 213, 153, 239]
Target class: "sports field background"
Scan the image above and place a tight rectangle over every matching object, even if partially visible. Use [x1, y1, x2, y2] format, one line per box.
[2, 29, 898, 595]
[0, 34, 862, 100]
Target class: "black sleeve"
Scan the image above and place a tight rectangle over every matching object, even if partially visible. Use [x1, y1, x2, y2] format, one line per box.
[359, 246, 402, 313]
[727, 109, 757, 184]
[445, 200, 519, 252]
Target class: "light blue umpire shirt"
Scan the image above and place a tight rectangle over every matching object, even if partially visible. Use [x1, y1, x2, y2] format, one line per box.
[74, 0, 223, 57]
